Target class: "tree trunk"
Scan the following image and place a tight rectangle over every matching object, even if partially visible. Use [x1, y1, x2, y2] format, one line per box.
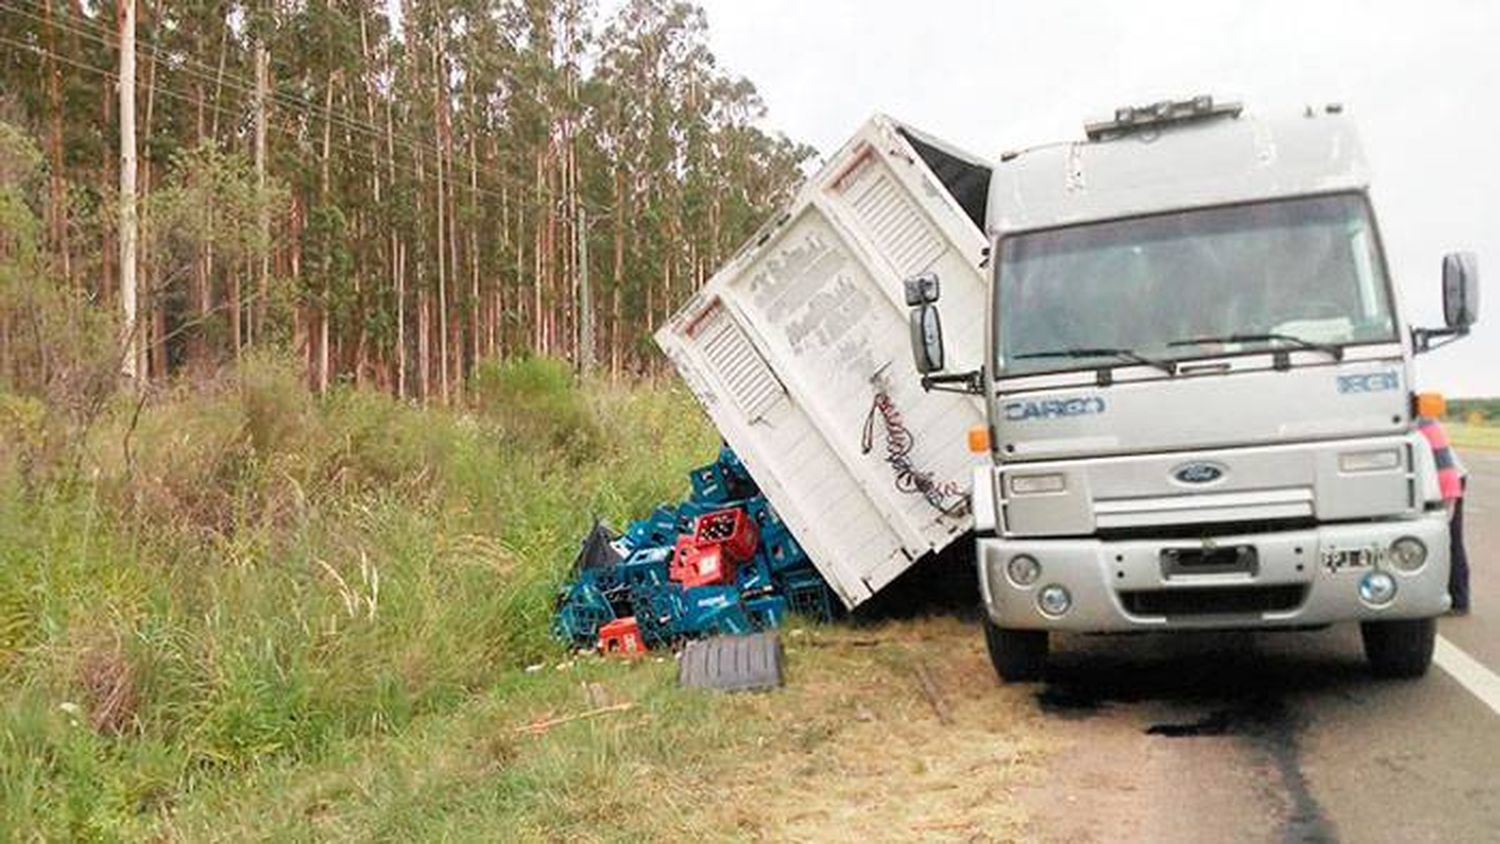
[381, 19, 404, 399]
[611, 166, 625, 378]
[468, 132, 480, 370]
[43, 0, 72, 289]
[118, 0, 139, 381]
[432, 27, 450, 403]
[142, 0, 163, 377]
[253, 35, 269, 346]
[317, 68, 337, 394]
[358, 10, 380, 387]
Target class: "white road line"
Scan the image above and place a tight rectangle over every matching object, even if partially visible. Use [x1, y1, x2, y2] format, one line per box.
[1435, 636, 1500, 717]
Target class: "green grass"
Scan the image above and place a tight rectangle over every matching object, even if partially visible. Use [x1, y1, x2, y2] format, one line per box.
[1447, 422, 1500, 451]
[0, 355, 725, 838]
[123, 619, 1042, 842]
[0, 357, 1045, 840]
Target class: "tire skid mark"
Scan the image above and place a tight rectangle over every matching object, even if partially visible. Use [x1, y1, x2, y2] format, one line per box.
[1147, 697, 1338, 843]
[1033, 634, 1354, 842]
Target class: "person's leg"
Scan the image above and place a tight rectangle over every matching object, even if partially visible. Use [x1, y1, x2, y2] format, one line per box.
[1450, 485, 1470, 612]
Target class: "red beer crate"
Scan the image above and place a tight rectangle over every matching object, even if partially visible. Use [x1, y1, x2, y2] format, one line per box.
[670, 536, 734, 587]
[597, 616, 647, 656]
[691, 508, 760, 563]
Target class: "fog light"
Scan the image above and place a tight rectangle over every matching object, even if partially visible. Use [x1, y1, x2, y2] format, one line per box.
[1359, 571, 1397, 606]
[1340, 449, 1401, 473]
[1007, 554, 1041, 587]
[1388, 537, 1427, 573]
[1037, 584, 1072, 617]
[1010, 473, 1066, 495]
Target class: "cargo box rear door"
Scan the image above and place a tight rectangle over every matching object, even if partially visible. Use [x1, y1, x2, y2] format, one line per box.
[658, 116, 991, 608]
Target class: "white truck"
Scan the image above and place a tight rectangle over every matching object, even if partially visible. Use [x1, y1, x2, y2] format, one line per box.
[906, 97, 1479, 680]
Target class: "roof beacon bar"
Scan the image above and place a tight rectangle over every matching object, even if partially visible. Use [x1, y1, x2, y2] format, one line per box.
[1084, 95, 1243, 142]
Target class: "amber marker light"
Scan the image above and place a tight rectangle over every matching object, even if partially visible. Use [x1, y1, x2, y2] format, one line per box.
[1414, 392, 1447, 419]
[968, 425, 991, 454]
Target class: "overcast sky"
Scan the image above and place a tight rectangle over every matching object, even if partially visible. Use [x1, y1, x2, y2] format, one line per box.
[694, 0, 1499, 397]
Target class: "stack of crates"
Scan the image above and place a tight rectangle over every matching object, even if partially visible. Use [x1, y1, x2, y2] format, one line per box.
[553, 581, 615, 649]
[553, 446, 838, 654]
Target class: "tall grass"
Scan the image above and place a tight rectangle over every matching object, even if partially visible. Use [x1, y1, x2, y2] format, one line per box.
[0, 355, 719, 838]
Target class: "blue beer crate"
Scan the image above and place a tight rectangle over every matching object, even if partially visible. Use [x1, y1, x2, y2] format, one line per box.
[746, 497, 782, 530]
[625, 506, 681, 549]
[649, 505, 681, 541]
[553, 581, 616, 648]
[777, 567, 835, 623]
[679, 585, 754, 636]
[622, 545, 672, 578]
[688, 461, 731, 504]
[674, 499, 720, 535]
[630, 582, 689, 647]
[760, 523, 808, 574]
[745, 595, 789, 631]
[719, 445, 754, 486]
[623, 519, 652, 549]
[735, 553, 774, 595]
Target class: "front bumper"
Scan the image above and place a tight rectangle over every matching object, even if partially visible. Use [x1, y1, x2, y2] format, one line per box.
[978, 514, 1451, 631]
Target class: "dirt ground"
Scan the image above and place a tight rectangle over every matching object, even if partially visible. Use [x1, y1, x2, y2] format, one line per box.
[711, 617, 1049, 842]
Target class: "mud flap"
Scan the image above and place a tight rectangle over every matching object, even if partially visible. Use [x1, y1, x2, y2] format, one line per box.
[678, 632, 784, 693]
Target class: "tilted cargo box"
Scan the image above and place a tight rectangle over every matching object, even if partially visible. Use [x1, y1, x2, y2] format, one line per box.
[656, 115, 994, 608]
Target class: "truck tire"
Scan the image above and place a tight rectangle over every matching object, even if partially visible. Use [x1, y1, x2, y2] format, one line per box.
[983, 620, 1048, 682]
[1360, 617, 1436, 678]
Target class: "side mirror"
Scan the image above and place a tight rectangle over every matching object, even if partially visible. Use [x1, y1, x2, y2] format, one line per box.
[904, 272, 941, 306]
[909, 304, 945, 374]
[1442, 252, 1480, 329]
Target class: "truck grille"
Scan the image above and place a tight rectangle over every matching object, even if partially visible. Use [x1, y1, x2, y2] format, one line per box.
[1119, 585, 1306, 617]
[1093, 487, 1314, 530]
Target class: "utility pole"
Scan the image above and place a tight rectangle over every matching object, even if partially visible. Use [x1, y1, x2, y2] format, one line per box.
[118, 0, 139, 380]
[578, 206, 593, 374]
[253, 32, 268, 345]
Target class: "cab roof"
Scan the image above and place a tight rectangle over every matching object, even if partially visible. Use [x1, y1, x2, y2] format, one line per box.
[987, 102, 1371, 236]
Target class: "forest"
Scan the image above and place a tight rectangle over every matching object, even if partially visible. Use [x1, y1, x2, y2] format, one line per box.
[0, 0, 815, 402]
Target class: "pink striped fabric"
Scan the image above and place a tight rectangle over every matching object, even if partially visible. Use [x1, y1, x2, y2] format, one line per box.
[1417, 418, 1463, 501]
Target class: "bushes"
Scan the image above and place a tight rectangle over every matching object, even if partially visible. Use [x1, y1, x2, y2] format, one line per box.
[0, 355, 717, 836]
[471, 356, 603, 459]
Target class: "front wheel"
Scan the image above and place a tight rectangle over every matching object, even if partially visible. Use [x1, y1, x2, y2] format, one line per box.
[1361, 617, 1436, 678]
[983, 619, 1048, 682]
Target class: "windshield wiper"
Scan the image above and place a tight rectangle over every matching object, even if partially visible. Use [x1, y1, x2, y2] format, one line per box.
[1016, 346, 1178, 376]
[1167, 332, 1344, 361]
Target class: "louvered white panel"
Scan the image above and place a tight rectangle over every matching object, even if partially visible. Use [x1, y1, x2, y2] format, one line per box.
[656, 115, 992, 609]
[841, 159, 945, 278]
[696, 305, 784, 421]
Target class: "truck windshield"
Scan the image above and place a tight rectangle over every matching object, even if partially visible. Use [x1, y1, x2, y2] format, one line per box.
[995, 194, 1397, 376]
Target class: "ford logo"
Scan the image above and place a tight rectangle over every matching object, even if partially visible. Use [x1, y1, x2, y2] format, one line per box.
[1173, 462, 1226, 485]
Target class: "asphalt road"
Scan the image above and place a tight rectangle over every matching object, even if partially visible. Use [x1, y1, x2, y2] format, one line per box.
[1016, 448, 1500, 844]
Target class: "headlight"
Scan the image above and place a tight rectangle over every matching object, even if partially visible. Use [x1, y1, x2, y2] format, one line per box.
[1037, 584, 1072, 616]
[1359, 571, 1397, 606]
[1339, 449, 1401, 473]
[1388, 537, 1427, 573]
[1007, 554, 1041, 586]
[1010, 473, 1065, 495]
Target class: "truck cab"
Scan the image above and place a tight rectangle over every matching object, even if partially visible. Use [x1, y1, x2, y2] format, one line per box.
[907, 97, 1480, 680]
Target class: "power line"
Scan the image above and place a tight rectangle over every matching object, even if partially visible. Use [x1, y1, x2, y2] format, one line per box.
[5, 5, 461, 183]
[0, 33, 531, 219]
[3, 0, 795, 231]
[4, 0, 616, 215]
